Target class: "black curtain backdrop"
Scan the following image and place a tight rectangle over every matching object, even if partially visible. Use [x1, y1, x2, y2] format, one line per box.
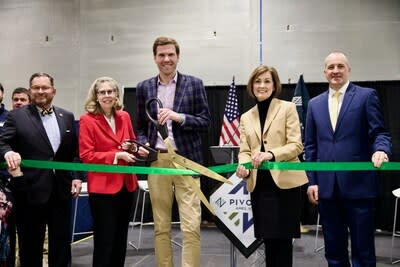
[124, 80, 400, 231]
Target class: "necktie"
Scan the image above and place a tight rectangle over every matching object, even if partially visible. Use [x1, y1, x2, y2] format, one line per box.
[41, 107, 53, 116]
[330, 91, 341, 129]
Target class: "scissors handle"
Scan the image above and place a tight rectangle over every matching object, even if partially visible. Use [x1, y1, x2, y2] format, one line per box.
[145, 98, 169, 139]
[124, 140, 158, 163]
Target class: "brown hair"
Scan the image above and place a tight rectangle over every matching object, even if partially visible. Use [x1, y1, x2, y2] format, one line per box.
[12, 87, 31, 101]
[246, 65, 281, 99]
[152, 36, 180, 56]
[29, 72, 54, 87]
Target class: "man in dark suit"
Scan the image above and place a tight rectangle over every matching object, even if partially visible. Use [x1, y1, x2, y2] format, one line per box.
[135, 36, 211, 267]
[305, 52, 391, 267]
[0, 72, 82, 267]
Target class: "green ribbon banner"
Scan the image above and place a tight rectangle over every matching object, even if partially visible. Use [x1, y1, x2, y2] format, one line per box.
[1, 160, 399, 176]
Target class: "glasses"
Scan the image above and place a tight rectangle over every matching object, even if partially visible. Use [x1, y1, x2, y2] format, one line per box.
[97, 89, 115, 96]
[30, 86, 53, 91]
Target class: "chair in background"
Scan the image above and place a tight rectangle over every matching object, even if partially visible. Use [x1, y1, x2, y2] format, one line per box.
[129, 180, 151, 250]
[129, 180, 182, 250]
[314, 213, 324, 252]
[391, 188, 400, 264]
[71, 182, 93, 243]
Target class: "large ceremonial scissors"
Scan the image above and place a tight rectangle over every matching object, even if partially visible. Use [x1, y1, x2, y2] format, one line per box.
[144, 97, 232, 214]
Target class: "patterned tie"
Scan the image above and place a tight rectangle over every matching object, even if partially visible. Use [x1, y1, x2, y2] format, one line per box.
[330, 91, 341, 129]
[41, 107, 54, 116]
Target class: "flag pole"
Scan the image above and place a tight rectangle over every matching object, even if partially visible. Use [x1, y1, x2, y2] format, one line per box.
[228, 74, 238, 267]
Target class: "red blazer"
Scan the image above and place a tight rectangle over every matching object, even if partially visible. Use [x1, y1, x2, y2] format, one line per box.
[79, 111, 138, 194]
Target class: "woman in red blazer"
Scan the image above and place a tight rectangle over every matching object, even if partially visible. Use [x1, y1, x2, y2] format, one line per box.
[79, 77, 146, 267]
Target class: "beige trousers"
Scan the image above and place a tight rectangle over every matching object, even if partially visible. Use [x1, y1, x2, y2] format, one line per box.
[148, 158, 201, 267]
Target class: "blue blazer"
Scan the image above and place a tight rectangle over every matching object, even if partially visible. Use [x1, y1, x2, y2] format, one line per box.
[305, 83, 391, 199]
[135, 72, 211, 164]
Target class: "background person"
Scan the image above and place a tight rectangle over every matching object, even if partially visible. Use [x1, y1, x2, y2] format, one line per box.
[0, 82, 9, 132]
[5, 87, 31, 267]
[79, 76, 147, 267]
[135, 36, 211, 267]
[305, 51, 392, 266]
[235, 65, 307, 267]
[0, 72, 82, 267]
[0, 173, 14, 267]
[0, 84, 15, 267]
[11, 87, 31, 110]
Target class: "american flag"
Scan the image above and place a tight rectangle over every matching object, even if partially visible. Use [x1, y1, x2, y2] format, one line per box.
[219, 78, 240, 146]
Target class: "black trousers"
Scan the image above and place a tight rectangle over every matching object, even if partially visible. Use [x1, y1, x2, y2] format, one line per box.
[264, 238, 293, 267]
[89, 187, 134, 267]
[15, 191, 71, 267]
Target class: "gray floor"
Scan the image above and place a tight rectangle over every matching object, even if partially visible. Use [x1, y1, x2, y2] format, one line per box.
[71, 224, 400, 267]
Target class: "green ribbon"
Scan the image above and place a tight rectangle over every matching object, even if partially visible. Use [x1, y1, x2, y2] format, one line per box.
[19, 160, 195, 175]
[210, 161, 400, 173]
[244, 161, 400, 171]
[1, 160, 399, 176]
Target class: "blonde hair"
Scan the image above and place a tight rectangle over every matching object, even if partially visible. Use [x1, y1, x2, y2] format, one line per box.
[84, 76, 123, 114]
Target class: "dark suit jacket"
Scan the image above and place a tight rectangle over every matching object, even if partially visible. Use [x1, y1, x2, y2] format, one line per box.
[79, 111, 138, 194]
[135, 72, 211, 163]
[305, 83, 391, 199]
[0, 104, 79, 204]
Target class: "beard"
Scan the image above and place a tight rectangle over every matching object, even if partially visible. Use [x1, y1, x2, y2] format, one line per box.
[32, 96, 54, 108]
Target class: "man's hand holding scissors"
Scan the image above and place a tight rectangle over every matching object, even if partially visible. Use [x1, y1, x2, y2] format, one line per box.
[158, 108, 184, 125]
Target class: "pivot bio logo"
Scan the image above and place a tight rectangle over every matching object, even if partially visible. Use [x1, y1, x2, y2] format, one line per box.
[210, 173, 259, 251]
[211, 177, 254, 234]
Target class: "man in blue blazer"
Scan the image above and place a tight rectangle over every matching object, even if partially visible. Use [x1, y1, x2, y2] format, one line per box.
[305, 51, 391, 267]
[135, 36, 210, 267]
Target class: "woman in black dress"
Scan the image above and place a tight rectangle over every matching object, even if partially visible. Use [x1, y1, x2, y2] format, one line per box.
[236, 65, 308, 267]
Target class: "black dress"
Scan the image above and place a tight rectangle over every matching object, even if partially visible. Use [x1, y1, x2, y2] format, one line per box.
[251, 98, 301, 240]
